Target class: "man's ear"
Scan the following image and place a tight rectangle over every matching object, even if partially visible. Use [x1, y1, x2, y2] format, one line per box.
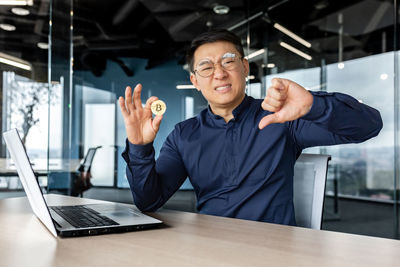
[243, 58, 250, 77]
[190, 73, 200, 91]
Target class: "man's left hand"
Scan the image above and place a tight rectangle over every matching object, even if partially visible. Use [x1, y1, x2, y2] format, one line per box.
[259, 78, 314, 130]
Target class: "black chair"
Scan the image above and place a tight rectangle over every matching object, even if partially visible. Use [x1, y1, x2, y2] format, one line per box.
[70, 146, 102, 197]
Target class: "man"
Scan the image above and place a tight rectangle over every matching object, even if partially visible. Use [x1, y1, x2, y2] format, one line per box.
[119, 29, 382, 226]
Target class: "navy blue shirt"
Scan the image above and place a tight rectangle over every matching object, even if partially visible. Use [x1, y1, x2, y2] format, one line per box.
[122, 92, 382, 225]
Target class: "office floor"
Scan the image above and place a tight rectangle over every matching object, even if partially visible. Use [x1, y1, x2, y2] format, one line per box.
[1, 187, 397, 239]
[322, 197, 396, 239]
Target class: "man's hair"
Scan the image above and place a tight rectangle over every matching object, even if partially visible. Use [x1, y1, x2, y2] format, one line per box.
[186, 29, 244, 73]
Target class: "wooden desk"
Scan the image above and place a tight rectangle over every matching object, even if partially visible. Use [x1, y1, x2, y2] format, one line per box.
[0, 194, 399, 267]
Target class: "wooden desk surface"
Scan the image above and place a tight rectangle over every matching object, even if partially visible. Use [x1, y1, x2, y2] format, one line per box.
[0, 194, 399, 267]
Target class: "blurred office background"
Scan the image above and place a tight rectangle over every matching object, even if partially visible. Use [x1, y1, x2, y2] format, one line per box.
[0, 0, 399, 239]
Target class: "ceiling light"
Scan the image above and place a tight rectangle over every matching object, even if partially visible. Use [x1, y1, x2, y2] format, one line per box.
[0, 23, 16, 31]
[248, 75, 256, 80]
[261, 63, 276, 68]
[315, 0, 329, 10]
[0, 52, 31, 70]
[279, 42, 312, 60]
[11, 7, 29, 15]
[213, 5, 229, 15]
[274, 23, 311, 48]
[337, 62, 344, 69]
[176, 85, 195, 89]
[245, 49, 265, 59]
[380, 73, 388, 80]
[0, 0, 33, 5]
[37, 42, 49, 49]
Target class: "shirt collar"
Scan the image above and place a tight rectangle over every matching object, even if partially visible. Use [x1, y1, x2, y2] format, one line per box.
[207, 94, 252, 123]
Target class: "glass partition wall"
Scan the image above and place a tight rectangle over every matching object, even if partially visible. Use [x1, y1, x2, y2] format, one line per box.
[0, 0, 52, 194]
[45, 0, 73, 195]
[1, 0, 400, 239]
[0, 0, 72, 196]
[243, 0, 400, 239]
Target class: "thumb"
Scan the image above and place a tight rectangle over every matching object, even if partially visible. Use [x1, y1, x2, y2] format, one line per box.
[152, 115, 163, 132]
[271, 77, 285, 89]
[258, 113, 279, 130]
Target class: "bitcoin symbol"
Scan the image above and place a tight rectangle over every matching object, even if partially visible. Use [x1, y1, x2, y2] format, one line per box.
[151, 100, 166, 115]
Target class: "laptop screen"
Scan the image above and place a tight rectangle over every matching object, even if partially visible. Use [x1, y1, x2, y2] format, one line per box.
[3, 129, 57, 237]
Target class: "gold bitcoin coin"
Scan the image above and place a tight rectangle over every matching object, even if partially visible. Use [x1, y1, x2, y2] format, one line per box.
[151, 100, 166, 115]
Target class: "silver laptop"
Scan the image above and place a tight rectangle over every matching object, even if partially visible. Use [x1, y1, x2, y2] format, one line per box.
[3, 128, 162, 237]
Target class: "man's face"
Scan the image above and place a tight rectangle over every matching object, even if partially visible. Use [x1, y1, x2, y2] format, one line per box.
[190, 41, 249, 111]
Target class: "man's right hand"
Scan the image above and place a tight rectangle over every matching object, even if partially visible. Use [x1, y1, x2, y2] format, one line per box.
[119, 84, 163, 145]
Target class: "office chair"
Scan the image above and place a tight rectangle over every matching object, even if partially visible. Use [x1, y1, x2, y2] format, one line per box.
[293, 153, 331, 230]
[70, 146, 102, 197]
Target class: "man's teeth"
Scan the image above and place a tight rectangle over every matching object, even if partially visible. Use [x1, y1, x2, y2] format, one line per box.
[216, 85, 230, 91]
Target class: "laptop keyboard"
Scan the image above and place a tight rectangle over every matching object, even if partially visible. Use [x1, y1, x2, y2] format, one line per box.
[50, 205, 119, 228]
